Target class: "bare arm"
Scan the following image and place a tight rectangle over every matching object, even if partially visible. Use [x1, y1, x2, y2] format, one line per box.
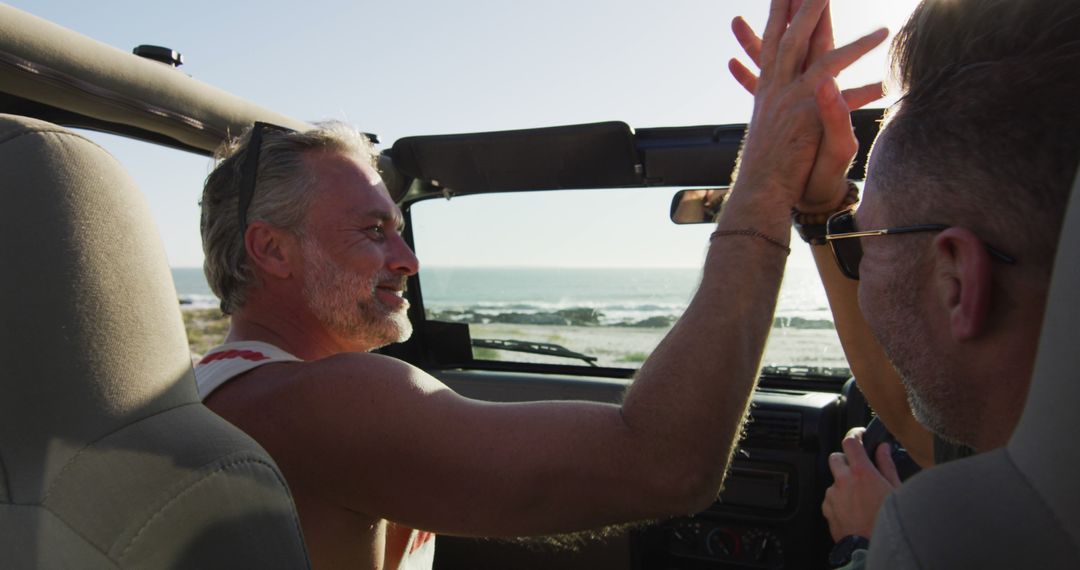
[249, 213, 790, 538]
[213, 191, 794, 538]
[729, 4, 935, 467]
[218, 203, 792, 539]
[211, 0, 887, 539]
[811, 244, 935, 467]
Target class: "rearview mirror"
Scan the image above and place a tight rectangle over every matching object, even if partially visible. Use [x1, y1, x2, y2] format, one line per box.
[669, 188, 731, 224]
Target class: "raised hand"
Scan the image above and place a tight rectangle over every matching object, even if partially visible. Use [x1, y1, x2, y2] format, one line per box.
[729, 7, 884, 111]
[729, 1, 886, 214]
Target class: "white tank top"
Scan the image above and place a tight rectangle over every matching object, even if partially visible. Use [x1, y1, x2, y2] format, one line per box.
[194, 340, 302, 399]
[194, 340, 437, 570]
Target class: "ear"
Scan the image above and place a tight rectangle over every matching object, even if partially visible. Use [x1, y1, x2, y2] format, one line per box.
[244, 221, 298, 280]
[932, 228, 993, 341]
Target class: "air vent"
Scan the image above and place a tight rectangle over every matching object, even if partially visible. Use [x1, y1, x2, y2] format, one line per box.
[742, 410, 802, 449]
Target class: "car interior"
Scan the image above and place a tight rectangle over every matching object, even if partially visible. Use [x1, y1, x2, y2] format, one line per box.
[1, 4, 1076, 569]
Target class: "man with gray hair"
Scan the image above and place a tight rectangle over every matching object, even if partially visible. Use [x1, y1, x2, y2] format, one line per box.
[728, 0, 1080, 566]
[193, 1, 886, 567]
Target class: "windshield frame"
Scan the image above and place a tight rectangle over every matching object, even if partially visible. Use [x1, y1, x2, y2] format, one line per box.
[384, 191, 853, 388]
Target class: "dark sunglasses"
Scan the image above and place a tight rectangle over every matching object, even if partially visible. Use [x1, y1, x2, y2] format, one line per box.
[824, 209, 1017, 280]
[237, 121, 297, 234]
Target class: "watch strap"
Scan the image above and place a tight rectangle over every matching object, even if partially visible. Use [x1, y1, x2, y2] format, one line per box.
[828, 534, 870, 568]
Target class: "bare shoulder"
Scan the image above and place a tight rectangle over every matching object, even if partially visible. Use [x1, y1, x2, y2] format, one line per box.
[204, 352, 453, 458]
[208, 351, 448, 419]
[305, 351, 435, 385]
[297, 351, 454, 403]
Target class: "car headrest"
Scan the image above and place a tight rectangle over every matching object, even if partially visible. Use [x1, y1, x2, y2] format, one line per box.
[1007, 160, 1080, 545]
[0, 114, 197, 502]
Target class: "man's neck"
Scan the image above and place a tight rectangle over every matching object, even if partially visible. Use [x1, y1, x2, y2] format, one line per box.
[227, 298, 353, 361]
[969, 377, 1029, 452]
[960, 341, 1038, 452]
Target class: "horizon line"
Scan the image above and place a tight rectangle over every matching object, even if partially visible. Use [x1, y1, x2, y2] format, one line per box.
[170, 265, 705, 270]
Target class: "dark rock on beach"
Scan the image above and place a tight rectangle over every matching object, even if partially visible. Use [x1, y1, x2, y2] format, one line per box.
[613, 315, 677, 328]
[772, 316, 835, 330]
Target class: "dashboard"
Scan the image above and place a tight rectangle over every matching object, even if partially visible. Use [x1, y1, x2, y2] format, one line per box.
[636, 390, 841, 569]
[431, 370, 848, 570]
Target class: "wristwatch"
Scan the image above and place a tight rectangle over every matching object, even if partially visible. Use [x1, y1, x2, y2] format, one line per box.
[828, 534, 870, 568]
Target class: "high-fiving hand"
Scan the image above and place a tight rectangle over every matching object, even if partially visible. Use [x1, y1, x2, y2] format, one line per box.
[728, 0, 887, 215]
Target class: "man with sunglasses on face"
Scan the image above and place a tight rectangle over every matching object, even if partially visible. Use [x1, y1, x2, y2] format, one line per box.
[192, 2, 887, 568]
[732, 0, 1080, 567]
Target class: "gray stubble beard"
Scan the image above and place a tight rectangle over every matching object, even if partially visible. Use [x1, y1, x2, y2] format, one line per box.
[873, 277, 974, 448]
[301, 237, 413, 352]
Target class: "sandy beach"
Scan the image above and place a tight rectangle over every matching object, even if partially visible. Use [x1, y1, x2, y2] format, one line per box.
[469, 322, 847, 370]
[183, 309, 848, 373]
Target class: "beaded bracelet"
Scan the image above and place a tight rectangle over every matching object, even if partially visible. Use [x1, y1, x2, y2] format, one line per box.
[792, 181, 861, 245]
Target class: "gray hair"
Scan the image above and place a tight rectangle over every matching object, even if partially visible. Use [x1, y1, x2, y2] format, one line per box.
[873, 0, 1080, 276]
[200, 121, 379, 314]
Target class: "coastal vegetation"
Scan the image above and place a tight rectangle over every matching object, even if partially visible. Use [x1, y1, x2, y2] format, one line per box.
[182, 308, 230, 358]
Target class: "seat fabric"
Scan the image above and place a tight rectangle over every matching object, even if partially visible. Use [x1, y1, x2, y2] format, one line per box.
[0, 114, 310, 568]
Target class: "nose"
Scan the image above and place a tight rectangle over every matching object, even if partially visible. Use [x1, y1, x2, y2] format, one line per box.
[388, 232, 420, 276]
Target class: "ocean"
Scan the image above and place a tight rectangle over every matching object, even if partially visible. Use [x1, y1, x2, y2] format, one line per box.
[171, 264, 846, 370]
[172, 263, 835, 329]
[172, 267, 218, 309]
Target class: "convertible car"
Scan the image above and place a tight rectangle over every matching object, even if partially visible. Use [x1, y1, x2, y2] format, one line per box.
[1, 3, 1076, 569]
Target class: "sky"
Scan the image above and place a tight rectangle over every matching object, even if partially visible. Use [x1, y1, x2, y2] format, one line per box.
[9, 0, 922, 268]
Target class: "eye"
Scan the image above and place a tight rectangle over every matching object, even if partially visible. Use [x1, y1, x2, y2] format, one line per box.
[364, 224, 387, 241]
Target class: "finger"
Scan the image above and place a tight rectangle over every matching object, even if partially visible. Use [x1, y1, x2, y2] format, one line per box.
[840, 82, 885, 110]
[788, 0, 803, 21]
[841, 431, 876, 470]
[731, 16, 764, 67]
[806, 1, 835, 69]
[828, 451, 850, 476]
[828, 451, 850, 477]
[809, 78, 858, 189]
[845, 426, 867, 440]
[760, 0, 794, 67]
[818, 27, 889, 77]
[876, 444, 903, 487]
[775, 0, 830, 79]
[728, 58, 760, 95]
[787, 0, 806, 38]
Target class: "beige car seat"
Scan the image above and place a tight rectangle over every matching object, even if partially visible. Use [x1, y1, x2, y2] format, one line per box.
[868, 165, 1080, 567]
[0, 115, 311, 568]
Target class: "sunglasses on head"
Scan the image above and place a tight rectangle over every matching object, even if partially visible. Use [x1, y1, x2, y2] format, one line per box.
[824, 209, 1017, 280]
[237, 121, 297, 234]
